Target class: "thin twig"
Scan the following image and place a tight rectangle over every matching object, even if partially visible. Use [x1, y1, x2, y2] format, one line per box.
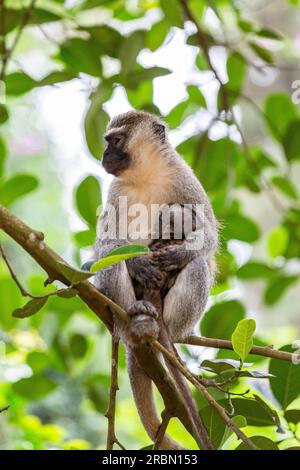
[153, 340, 259, 450]
[182, 336, 300, 363]
[153, 409, 172, 450]
[0, 243, 76, 300]
[105, 332, 125, 450]
[0, 405, 10, 413]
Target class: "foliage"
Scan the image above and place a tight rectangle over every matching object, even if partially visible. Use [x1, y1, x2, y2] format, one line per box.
[0, 0, 300, 451]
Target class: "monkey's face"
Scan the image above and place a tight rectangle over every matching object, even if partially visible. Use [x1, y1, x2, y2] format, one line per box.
[102, 133, 131, 176]
[102, 111, 167, 179]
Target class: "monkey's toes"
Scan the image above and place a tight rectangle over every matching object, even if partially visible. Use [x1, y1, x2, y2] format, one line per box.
[129, 314, 159, 344]
[128, 300, 158, 319]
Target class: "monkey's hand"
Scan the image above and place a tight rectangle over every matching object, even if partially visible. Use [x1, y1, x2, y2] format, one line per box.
[128, 300, 159, 344]
[126, 255, 164, 289]
[151, 245, 193, 272]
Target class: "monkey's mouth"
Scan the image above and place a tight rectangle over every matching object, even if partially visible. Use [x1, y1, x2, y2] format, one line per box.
[102, 154, 130, 176]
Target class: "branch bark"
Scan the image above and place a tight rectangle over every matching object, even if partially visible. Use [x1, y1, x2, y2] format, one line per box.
[183, 336, 300, 363]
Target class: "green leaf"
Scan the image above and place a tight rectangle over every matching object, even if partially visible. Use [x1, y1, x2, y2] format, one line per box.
[0, 105, 9, 125]
[13, 375, 56, 400]
[91, 244, 149, 272]
[236, 436, 278, 450]
[160, 0, 184, 28]
[0, 174, 39, 206]
[253, 394, 284, 432]
[0, 137, 7, 177]
[73, 229, 96, 248]
[257, 28, 282, 40]
[264, 275, 298, 305]
[123, 66, 170, 88]
[220, 415, 247, 448]
[235, 370, 274, 379]
[69, 334, 88, 357]
[231, 319, 256, 362]
[249, 42, 274, 63]
[200, 405, 227, 449]
[38, 70, 77, 87]
[238, 18, 255, 33]
[267, 225, 288, 258]
[218, 398, 278, 427]
[222, 214, 260, 243]
[269, 345, 300, 409]
[5, 72, 36, 96]
[27, 352, 50, 374]
[237, 261, 275, 279]
[201, 300, 245, 340]
[201, 398, 276, 448]
[200, 359, 236, 375]
[86, 26, 123, 57]
[146, 20, 169, 51]
[264, 93, 297, 140]
[283, 120, 300, 161]
[5, 8, 62, 33]
[284, 409, 300, 424]
[166, 86, 206, 129]
[272, 176, 298, 200]
[119, 30, 146, 76]
[226, 52, 247, 93]
[59, 38, 103, 77]
[75, 175, 101, 227]
[84, 96, 110, 160]
[12, 297, 48, 318]
[58, 262, 94, 284]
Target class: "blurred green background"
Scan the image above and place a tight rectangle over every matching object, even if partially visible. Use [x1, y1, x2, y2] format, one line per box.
[0, 0, 300, 450]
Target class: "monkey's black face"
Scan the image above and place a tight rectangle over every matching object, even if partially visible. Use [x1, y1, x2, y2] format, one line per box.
[102, 135, 131, 176]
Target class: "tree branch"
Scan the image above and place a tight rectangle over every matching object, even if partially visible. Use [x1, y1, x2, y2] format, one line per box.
[153, 340, 259, 450]
[183, 336, 300, 363]
[105, 332, 125, 450]
[153, 409, 172, 450]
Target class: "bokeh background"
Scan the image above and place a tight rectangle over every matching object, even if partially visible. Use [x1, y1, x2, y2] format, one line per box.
[0, 0, 300, 450]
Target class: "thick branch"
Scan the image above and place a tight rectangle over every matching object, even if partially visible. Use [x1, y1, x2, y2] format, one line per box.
[183, 336, 300, 363]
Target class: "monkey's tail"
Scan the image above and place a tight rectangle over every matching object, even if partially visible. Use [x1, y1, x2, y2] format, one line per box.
[127, 348, 184, 450]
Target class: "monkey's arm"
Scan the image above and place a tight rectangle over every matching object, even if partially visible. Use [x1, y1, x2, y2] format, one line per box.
[151, 205, 218, 272]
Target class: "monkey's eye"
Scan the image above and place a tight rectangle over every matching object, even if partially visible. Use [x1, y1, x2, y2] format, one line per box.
[111, 137, 121, 146]
[106, 134, 125, 148]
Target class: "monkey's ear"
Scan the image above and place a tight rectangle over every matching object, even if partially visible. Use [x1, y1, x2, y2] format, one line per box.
[152, 122, 166, 142]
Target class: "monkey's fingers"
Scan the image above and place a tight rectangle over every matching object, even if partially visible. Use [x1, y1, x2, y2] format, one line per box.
[128, 301, 159, 344]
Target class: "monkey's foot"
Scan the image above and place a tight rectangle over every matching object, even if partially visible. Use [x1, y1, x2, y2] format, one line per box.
[128, 301, 159, 344]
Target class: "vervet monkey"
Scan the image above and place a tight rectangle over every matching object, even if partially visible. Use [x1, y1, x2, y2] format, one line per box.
[94, 111, 218, 449]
